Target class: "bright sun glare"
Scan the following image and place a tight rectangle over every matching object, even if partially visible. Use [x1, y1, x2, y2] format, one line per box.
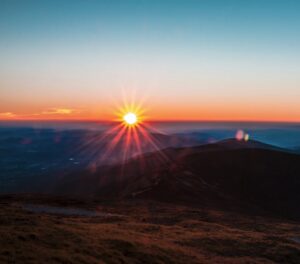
[123, 112, 137, 125]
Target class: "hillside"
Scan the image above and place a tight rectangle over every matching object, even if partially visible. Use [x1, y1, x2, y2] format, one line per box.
[56, 139, 300, 219]
[1, 195, 300, 264]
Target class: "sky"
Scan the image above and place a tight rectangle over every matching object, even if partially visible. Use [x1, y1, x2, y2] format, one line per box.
[0, 0, 300, 122]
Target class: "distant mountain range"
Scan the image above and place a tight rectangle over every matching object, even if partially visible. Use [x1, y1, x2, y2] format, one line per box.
[56, 139, 300, 219]
[0, 128, 202, 192]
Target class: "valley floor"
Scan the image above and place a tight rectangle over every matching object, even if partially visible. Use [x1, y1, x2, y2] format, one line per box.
[0, 195, 300, 264]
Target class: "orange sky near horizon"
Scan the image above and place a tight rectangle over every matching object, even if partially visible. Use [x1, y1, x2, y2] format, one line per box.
[1, 99, 300, 123]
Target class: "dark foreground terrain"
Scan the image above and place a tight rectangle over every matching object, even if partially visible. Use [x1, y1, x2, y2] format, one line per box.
[0, 195, 300, 264]
[1, 133, 300, 263]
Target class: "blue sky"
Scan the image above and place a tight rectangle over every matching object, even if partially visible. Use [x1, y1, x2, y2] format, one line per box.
[0, 0, 300, 121]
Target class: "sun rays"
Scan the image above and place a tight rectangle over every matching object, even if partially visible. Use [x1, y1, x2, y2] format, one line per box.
[75, 94, 170, 175]
[114, 96, 145, 128]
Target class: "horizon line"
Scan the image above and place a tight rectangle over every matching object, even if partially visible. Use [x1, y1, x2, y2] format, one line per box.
[0, 118, 300, 124]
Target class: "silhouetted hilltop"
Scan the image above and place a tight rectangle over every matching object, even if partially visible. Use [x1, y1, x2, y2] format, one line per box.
[184, 138, 289, 152]
[56, 139, 300, 219]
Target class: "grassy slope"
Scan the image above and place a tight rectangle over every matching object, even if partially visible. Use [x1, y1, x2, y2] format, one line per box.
[0, 196, 300, 264]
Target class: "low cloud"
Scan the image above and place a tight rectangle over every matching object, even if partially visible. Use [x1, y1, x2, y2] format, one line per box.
[0, 112, 16, 118]
[0, 108, 83, 119]
[41, 108, 77, 115]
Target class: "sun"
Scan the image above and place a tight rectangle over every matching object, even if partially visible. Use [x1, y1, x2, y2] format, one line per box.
[123, 112, 138, 126]
[115, 95, 146, 127]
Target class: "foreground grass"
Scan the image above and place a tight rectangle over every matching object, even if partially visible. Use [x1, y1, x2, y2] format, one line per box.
[0, 196, 300, 263]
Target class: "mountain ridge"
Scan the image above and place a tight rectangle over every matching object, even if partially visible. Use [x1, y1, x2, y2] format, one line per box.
[55, 139, 300, 219]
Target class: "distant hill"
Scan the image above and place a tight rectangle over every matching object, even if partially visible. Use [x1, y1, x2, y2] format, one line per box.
[0, 128, 203, 193]
[293, 147, 300, 153]
[56, 139, 300, 219]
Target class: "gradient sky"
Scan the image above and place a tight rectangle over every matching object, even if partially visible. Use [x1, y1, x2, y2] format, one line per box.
[1, 0, 300, 121]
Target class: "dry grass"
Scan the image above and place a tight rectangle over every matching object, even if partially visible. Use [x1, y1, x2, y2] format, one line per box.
[0, 196, 300, 263]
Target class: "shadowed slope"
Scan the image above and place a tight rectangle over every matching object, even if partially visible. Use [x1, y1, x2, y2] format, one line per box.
[56, 139, 300, 219]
